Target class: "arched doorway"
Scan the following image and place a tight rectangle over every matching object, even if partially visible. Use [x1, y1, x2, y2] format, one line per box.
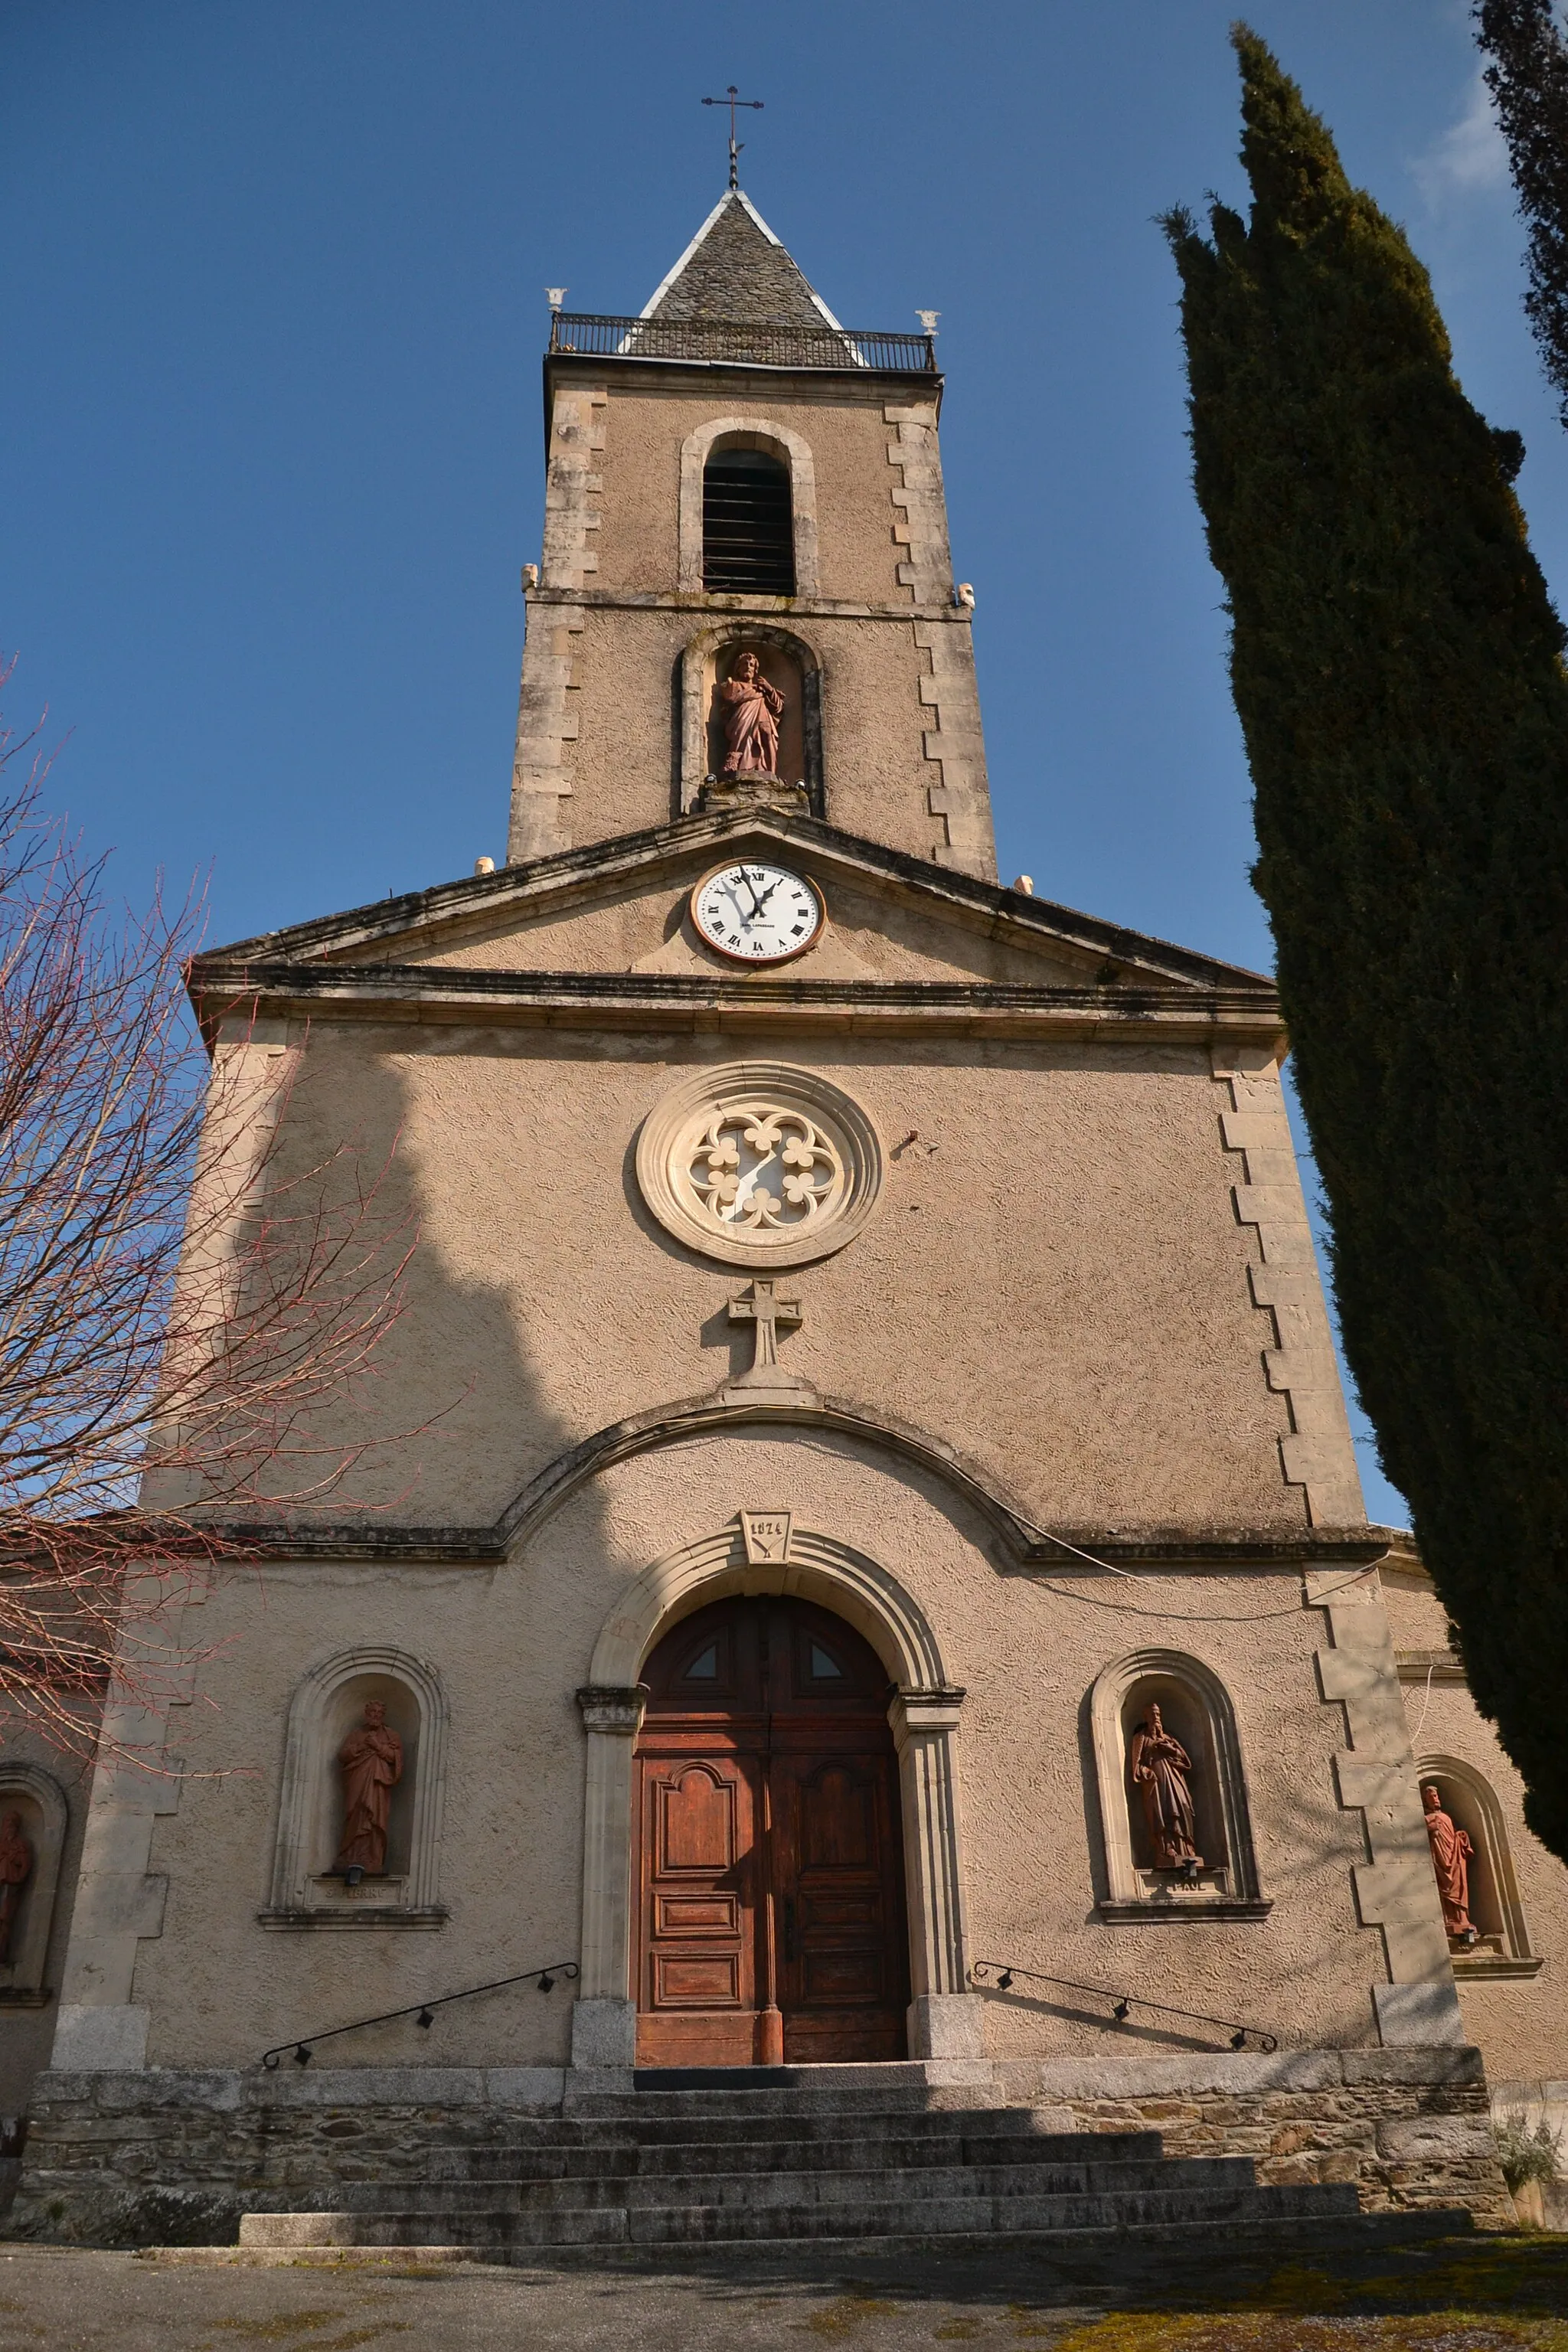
[632, 1594, 910, 2066]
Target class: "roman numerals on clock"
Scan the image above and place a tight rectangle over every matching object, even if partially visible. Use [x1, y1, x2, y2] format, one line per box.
[689, 861, 826, 966]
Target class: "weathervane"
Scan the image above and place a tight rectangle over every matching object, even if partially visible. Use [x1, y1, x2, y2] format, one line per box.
[702, 84, 763, 190]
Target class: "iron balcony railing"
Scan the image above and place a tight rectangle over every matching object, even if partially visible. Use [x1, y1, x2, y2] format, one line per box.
[547, 311, 938, 374]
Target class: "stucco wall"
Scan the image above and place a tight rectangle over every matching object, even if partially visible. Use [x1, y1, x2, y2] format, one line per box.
[130, 1430, 1393, 2070]
[590, 377, 907, 606]
[227, 1018, 1306, 1534]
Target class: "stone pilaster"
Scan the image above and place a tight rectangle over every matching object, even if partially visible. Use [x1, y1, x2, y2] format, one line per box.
[571, 1684, 647, 2069]
[889, 1687, 983, 2058]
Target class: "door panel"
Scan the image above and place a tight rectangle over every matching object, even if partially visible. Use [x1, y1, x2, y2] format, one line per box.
[635, 1747, 757, 2066]
[634, 1596, 910, 2067]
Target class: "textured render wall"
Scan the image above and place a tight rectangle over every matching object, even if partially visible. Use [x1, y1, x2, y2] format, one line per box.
[133, 1433, 1381, 2073]
[231, 1021, 1306, 1533]
[544, 606, 975, 863]
[590, 379, 908, 604]
[395, 863, 1092, 986]
[1382, 1569, 1568, 2083]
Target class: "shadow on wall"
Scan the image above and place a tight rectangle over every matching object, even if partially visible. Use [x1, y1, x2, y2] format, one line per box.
[180, 1027, 630, 2073]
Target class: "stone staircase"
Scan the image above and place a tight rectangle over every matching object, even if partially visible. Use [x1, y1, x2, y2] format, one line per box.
[234, 2073, 1473, 2260]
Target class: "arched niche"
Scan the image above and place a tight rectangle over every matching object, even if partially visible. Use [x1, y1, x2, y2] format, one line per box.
[1089, 1649, 1268, 1922]
[0, 1765, 68, 2001]
[261, 1647, 449, 1931]
[1416, 1753, 1538, 1975]
[678, 622, 824, 818]
[677, 416, 819, 598]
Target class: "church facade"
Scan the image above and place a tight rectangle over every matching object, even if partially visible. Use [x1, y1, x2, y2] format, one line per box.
[11, 188, 1567, 2235]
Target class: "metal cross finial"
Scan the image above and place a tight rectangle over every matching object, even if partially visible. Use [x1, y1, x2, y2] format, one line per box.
[702, 84, 763, 189]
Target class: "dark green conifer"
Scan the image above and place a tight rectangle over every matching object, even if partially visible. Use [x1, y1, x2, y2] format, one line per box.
[1165, 28, 1568, 1862]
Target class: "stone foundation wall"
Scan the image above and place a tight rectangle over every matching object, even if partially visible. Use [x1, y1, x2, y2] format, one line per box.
[5, 2048, 1513, 2249]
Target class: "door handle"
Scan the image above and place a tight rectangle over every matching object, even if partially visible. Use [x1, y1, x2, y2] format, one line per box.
[783, 1896, 797, 1962]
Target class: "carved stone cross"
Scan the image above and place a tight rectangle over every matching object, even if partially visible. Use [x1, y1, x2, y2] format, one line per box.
[727, 1279, 802, 1378]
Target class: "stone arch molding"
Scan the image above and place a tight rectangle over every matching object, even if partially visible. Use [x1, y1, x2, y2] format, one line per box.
[1089, 1647, 1268, 1923]
[678, 619, 825, 816]
[572, 1521, 983, 2067]
[678, 415, 819, 597]
[0, 1762, 68, 1999]
[1416, 1752, 1539, 1975]
[263, 1646, 449, 1931]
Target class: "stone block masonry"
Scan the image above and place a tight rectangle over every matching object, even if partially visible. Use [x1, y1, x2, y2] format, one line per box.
[8, 2048, 1512, 2247]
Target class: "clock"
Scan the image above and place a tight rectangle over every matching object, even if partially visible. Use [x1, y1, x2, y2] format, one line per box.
[689, 861, 826, 966]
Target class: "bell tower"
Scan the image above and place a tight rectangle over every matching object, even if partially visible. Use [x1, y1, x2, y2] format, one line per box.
[508, 189, 996, 880]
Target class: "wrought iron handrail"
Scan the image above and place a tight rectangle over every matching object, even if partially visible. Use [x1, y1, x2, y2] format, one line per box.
[970, 1959, 1279, 2053]
[547, 312, 938, 374]
[260, 1958, 579, 2069]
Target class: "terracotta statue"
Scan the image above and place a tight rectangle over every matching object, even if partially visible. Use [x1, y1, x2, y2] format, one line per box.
[714, 652, 784, 778]
[333, 1700, 403, 1880]
[0, 1811, 32, 1963]
[1422, 1784, 1478, 1944]
[1129, 1704, 1204, 1871]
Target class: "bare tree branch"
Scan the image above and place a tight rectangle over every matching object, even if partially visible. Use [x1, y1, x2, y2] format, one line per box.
[0, 662, 435, 1765]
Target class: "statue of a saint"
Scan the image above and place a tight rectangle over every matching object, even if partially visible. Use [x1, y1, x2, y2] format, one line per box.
[714, 652, 784, 779]
[1422, 1784, 1478, 1944]
[333, 1700, 403, 1881]
[1129, 1705, 1204, 1871]
[0, 1811, 33, 1963]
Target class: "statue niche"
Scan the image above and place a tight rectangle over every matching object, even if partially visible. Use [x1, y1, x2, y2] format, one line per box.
[0, 1811, 33, 1962]
[1422, 1781, 1481, 1949]
[700, 643, 808, 816]
[1119, 1677, 1230, 1890]
[1129, 1704, 1204, 1873]
[315, 1675, 417, 1894]
[332, 1699, 404, 1885]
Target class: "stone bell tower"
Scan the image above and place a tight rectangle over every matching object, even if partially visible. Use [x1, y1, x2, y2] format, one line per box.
[509, 188, 996, 880]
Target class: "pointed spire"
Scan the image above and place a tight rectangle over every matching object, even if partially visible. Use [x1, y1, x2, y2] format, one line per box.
[641, 191, 843, 331]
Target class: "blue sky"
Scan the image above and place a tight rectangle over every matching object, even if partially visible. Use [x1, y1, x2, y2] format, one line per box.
[3, 2, 1557, 1524]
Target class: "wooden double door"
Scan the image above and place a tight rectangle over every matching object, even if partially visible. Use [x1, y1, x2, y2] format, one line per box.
[633, 1595, 910, 2066]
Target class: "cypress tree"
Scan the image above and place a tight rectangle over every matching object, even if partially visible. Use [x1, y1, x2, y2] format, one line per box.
[1476, 0, 1568, 426]
[1164, 29, 1568, 1863]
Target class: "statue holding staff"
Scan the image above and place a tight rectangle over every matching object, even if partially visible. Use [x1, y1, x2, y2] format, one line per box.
[1129, 1704, 1204, 1871]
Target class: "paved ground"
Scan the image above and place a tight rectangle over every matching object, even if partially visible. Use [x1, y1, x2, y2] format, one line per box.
[1, 2230, 1566, 2352]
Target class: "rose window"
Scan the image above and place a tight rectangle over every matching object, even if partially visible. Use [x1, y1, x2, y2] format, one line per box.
[635, 1063, 883, 1269]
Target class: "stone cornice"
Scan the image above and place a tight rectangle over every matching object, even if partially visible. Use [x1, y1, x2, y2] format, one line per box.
[201, 1377, 1402, 1573]
[527, 586, 973, 625]
[188, 959, 1284, 1044]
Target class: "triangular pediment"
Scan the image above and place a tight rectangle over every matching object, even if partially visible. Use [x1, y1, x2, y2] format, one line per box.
[191, 813, 1275, 1010]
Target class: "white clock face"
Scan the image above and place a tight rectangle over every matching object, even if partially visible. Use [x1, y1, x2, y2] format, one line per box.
[690, 861, 825, 966]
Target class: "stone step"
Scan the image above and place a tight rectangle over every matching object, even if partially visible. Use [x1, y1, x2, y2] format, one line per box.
[411, 2127, 1168, 2181]
[567, 2086, 995, 2122]
[316, 2154, 1263, 2214]
[243, 2177, 1364, 2251]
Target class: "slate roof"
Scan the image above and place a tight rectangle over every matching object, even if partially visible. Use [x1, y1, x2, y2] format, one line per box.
[642, 191, 842, 331]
